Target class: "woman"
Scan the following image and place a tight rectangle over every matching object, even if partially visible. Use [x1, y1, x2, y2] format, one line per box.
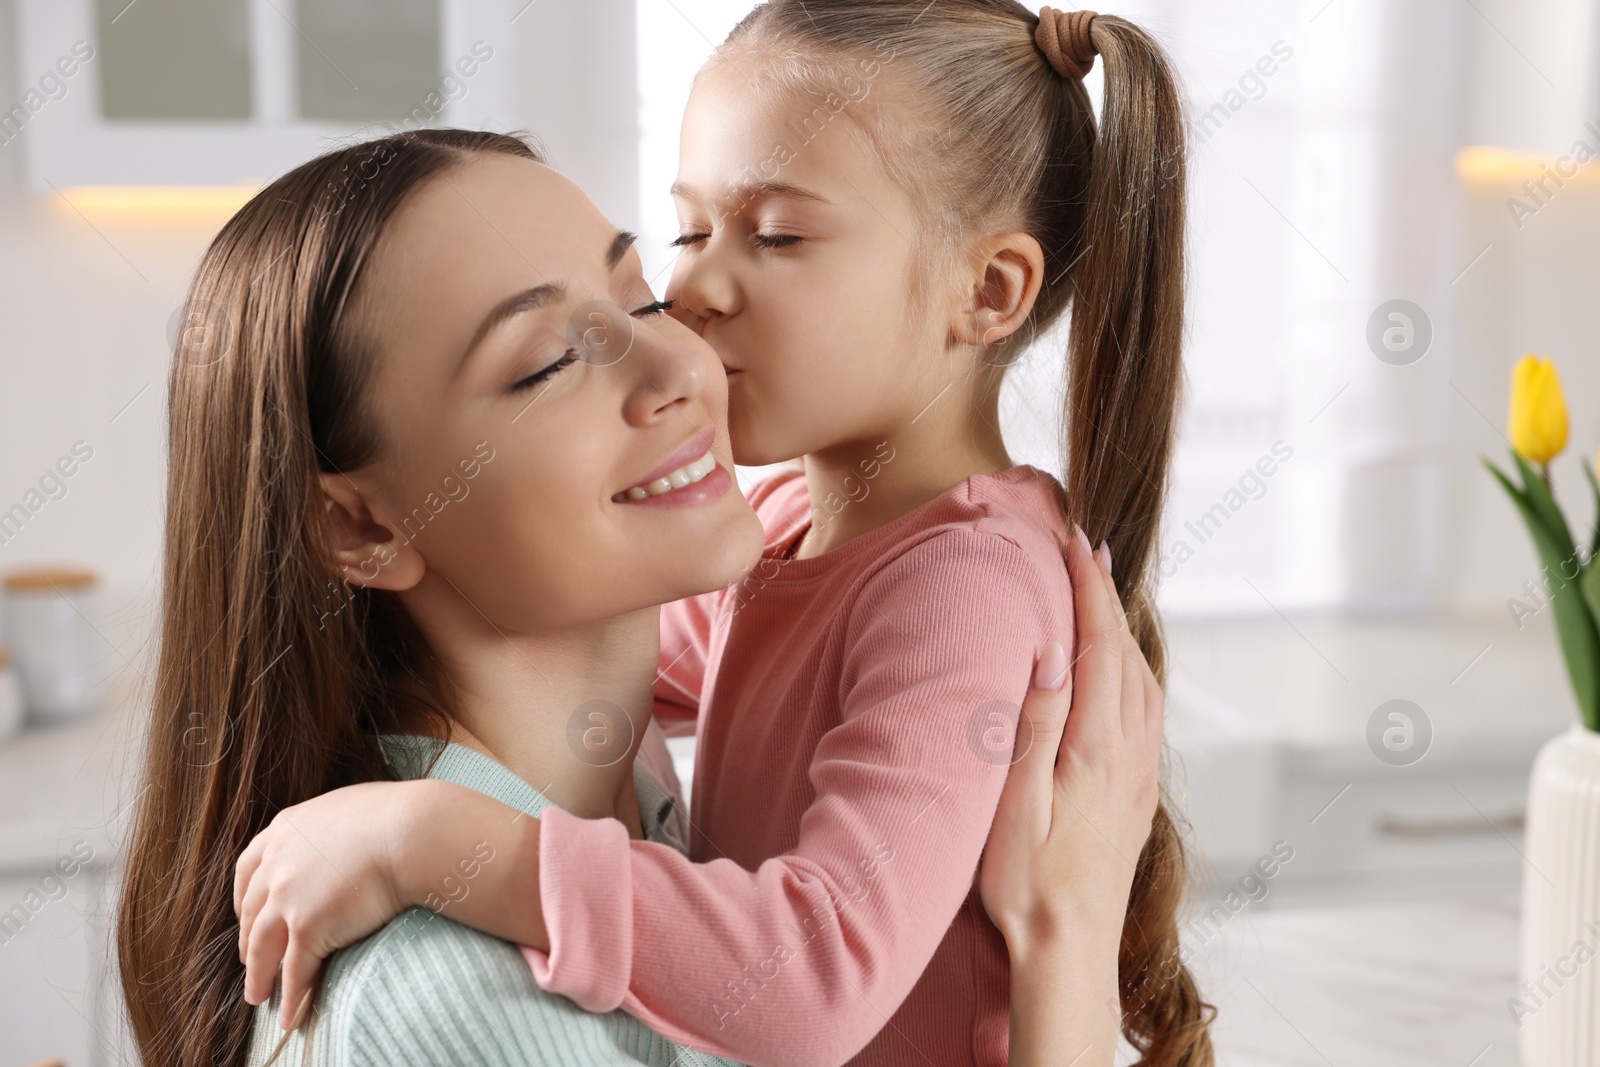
[116, 130, 1163, 1066]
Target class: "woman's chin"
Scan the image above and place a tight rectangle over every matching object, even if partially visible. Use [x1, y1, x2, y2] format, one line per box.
[676, 506, 766, 600]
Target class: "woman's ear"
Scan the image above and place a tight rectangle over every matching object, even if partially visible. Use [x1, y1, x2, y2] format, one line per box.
[952, 232, 1046, 349]
[318, 472, 426, 592]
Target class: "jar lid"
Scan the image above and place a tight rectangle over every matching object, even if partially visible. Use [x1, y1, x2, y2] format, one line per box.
[3, 568, 98, 591]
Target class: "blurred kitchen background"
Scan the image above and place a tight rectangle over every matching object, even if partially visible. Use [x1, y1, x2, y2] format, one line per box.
[0, 0, 1596, 1064]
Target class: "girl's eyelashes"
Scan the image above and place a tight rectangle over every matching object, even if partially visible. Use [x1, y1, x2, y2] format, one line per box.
[508, 351, 579, 394]
[751, 233, 802, 250]
[633, 299, 675, 317]
[669, 231, 802, 251]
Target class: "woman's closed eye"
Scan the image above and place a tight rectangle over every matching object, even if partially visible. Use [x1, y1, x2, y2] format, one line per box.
[506, 299, 677, 393]
[508, 351, 578, 394]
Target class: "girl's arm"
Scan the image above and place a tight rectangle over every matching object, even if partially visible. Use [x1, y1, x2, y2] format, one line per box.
[652, 589, 722, 739]
[982, 536, 1164, 1067]
[240, 527, 1068, 1063]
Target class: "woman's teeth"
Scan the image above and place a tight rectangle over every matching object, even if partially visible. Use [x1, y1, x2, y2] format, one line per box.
[616, 451, 718, 501]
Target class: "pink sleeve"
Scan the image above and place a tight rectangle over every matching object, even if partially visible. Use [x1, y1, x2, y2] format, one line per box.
[524, 529, 1068, 1067]
[651, 590, 720, 740]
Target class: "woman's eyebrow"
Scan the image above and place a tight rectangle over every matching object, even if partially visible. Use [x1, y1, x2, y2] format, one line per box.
[608, 229, 639, 269]
[455, 282, 567, 378]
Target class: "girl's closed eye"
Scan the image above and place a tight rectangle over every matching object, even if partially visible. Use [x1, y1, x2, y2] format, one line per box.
[668, 232, 802, 251]
[751, 233, 802, 250]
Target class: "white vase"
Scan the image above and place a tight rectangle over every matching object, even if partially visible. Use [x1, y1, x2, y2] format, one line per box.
[1519, 724, 1600, 1065]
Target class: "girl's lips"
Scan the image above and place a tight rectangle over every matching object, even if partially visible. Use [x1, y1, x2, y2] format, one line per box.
[616, 462, 732, 508]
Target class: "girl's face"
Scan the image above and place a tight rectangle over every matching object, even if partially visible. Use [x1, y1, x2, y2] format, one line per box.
[666, 61, 953, 466]
[346, 153, 764, 632]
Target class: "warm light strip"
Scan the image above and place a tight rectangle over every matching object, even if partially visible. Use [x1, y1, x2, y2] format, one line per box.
[50, 185, 262, 222]
[1456, 144, 1600, 187]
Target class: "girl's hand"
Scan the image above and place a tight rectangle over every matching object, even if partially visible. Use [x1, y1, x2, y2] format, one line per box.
[234, 777, 542, 1030]
[979, 527, 1164, 1065]
[234, 780, 416, 1028]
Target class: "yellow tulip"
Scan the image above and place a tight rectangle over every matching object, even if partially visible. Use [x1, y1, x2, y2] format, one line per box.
[1509, 355, 1569, 465]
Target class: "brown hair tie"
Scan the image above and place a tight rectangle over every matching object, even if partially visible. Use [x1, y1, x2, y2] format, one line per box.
[1035, 7, 1099, 80]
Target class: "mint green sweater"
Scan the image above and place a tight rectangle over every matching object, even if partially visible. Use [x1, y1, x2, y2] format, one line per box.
[246, 737, 740, 1067]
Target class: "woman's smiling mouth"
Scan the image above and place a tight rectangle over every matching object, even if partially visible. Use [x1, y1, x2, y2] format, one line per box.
[612, 427, 733, 507]
[615, 450, 718, 500]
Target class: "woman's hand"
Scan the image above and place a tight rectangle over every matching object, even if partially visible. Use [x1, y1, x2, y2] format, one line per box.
[234, 777, 543, 1030]
[979, 527, 1164, 1066]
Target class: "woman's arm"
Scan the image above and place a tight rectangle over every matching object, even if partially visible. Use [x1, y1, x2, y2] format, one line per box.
[980, 533, 1164, 1067]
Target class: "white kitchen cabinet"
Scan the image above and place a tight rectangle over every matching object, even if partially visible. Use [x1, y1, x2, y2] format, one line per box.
[12, 0, 519, 189]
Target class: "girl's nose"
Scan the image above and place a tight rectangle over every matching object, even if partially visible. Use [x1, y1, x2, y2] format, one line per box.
[668, 239, 740, 328]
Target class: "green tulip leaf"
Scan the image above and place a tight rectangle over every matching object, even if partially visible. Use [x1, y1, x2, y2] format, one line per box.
[1513, 451, 1580, 561]
[1582, 564, 1600, 732]
[1584, 460, 1600, 563]
[1487, 458, 1600, 728]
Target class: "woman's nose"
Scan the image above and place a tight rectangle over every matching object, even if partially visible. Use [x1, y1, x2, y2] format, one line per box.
[620, 319, 711, 428]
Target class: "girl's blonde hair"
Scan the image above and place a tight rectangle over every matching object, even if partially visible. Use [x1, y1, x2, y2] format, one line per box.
[720, 4, 1212, 1063]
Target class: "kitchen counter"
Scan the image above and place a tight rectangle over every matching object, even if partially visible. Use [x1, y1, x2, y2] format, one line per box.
[1, 613, 1571, 1065]
[1191, 894, 1520, 1066]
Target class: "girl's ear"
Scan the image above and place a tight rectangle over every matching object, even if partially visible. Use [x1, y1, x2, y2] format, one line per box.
[318, 471, 426, 592]
[953, 232, 1046, 348]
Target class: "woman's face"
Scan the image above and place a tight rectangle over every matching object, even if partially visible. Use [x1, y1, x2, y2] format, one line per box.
[345, 153, 764, 632]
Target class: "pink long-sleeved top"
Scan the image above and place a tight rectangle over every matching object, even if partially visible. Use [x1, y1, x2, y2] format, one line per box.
[524, 464, 1075, 1067]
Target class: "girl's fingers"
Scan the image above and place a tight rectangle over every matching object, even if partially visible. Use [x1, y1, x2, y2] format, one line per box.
[278, 940, 323, 1031]
[238, 872, 269, 965]
[234, 833, 264, 918]
[243, 908, 288, 1007]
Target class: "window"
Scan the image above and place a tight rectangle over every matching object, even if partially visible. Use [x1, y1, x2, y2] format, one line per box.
[15, 0, 514, 189]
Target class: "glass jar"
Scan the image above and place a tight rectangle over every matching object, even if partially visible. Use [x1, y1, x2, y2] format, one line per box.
[0, 644, 21, 741]
[1, 568, 104, 725]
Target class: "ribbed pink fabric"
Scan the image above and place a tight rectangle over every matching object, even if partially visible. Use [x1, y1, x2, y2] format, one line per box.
[525, 466, 1074, 1067]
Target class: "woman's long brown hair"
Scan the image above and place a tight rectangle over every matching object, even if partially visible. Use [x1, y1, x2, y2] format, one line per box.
[723, 4, 1214, 1063]
[116, 129, 540, 1067]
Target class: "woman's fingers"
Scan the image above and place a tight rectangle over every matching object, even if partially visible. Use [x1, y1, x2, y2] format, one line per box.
[1142, 658, 1165, 755]
[1007, 646, 1073, 828]
[1063, 527, 1123, 754]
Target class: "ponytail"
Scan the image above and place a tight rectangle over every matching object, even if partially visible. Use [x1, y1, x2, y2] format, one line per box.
[1062, 18, 1214, 1067]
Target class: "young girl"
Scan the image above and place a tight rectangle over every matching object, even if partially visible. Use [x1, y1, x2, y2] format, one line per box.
[237, 3, 1212, 1064]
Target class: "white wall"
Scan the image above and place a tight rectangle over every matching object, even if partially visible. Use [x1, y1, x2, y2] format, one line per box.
[0, 0, 1596, 634]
